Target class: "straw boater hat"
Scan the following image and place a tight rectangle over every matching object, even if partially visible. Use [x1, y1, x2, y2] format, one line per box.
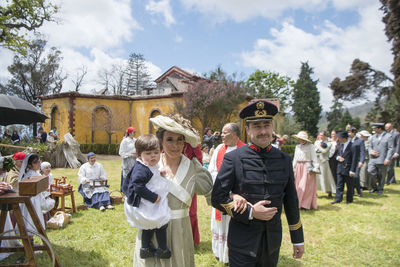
[292, 131, 312, 143]
[359, 130, 371, 137]
[150, 114, 200, 148]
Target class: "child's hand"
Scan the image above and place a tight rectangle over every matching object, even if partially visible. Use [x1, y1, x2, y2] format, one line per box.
[159, 169, 167, 177]
[156, 195, 161, 203]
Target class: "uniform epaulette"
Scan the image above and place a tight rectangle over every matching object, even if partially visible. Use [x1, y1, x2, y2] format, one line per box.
[221, 201, 235, 217]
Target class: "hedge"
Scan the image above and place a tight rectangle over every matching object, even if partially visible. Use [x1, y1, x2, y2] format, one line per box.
[80, 143, 120, 155]
[280, 144, 296, 158]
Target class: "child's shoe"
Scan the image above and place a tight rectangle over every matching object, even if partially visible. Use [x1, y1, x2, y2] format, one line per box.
[140, 248, 154, 258]
[155, 248, 171, 259]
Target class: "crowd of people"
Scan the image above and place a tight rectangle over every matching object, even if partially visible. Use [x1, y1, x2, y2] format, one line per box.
[0, 99, 399, 266]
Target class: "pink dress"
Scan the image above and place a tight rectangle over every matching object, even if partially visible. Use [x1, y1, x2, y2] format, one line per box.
[293, 143, 319, 209]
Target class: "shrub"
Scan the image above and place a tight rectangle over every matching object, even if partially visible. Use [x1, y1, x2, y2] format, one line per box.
[79, 143, 120, 155]
[281, 145, 296, 158]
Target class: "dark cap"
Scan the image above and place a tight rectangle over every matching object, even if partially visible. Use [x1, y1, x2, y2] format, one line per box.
[239, 100, 278, 121]
[337, 130, 349, 139]
[372, 123, 385, 129]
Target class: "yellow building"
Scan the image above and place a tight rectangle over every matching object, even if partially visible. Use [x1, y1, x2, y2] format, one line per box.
[41, 92, 183, 144]
[40, 66, 282, 145]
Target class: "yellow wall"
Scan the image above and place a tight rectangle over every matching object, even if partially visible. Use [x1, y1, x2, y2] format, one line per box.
[41, 95, 184, 144]
[41, 97, 70, 141]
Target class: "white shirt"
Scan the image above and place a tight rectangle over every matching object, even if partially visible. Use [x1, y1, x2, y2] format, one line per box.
[78, 162, 107, 184]
[208, 144, 238, 183]
[293, 143, 319, 172]
[119, 137, 136, 158]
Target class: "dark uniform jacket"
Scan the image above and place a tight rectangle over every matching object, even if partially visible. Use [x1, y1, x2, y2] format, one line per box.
[337, 142, 357, 176]
[351, 137, 365, 178]
[211, 144, 304, 257]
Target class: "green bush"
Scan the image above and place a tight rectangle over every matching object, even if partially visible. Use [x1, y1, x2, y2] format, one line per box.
[281, 144, 296, 158]
[80, 143, 120, 155]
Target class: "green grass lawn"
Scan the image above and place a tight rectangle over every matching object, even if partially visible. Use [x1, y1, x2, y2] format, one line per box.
[1, 159, 400, 266]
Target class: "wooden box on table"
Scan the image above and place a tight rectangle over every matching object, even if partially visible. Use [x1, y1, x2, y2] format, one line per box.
[18, 175, 49, 196]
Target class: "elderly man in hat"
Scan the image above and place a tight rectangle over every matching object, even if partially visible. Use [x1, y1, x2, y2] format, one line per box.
[368, 123, 393, 194]
[208, 122, 245, 264]
[359, 130, 372, 189]
[212, 100, 304, 267]
[385, 122, 399, 185]
[331, 130, 357, 204]
[1, 152, 25, 189]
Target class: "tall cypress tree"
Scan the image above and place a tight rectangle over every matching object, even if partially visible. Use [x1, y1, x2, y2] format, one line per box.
[292, 62, 322, 137]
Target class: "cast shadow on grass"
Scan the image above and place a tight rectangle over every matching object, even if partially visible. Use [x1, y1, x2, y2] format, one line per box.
[0, 243, 109, 267]
[383, 187, 400, 194]
[353, 199, 382, 206]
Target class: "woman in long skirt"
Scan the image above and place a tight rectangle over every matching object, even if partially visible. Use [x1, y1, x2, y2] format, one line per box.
[292, 131, 319, 210]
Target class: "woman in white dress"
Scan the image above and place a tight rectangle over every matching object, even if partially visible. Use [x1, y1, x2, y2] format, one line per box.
[131, 114, 213, 267]
[18, 153, 54, 232]
[292, 131, 319, 210]
[314, 131, 336, 197]
[119, 127, 137, 191]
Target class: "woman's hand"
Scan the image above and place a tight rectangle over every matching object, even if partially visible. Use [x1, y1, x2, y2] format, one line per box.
[232, 193, 248, 214]
[0, 182, 11, 194]
[155, 195, 161, 203]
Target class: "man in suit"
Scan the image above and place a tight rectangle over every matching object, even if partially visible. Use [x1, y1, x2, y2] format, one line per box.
[331, 130, 357, 204]
[211, 100, 304, 267]
[348, 127, 366, 197]
[368, 123, 393, 195]
[385, 123, 399, 184]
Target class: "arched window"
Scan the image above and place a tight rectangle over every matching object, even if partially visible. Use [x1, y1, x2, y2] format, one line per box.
[92, 105, 112, 143]
[149, 109, 161, 134]
[50, 105, 60, 132]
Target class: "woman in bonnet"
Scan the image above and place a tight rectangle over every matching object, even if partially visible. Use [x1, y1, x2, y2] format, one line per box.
[129, 114, 213, 267]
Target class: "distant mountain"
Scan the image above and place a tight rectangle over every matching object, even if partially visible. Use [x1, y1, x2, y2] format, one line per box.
[318, 103, 372, 130]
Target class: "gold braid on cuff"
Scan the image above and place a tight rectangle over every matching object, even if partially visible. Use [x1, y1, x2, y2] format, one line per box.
[289, 220, 302, 231]
[220, 202, 235, 217]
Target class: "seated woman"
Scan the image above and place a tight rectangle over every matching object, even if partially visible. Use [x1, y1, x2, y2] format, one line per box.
[18, 153, 55, 231]
[78, 152, 114, 212]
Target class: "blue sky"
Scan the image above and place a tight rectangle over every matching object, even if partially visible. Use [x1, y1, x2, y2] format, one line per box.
[0, 0, 392, 110]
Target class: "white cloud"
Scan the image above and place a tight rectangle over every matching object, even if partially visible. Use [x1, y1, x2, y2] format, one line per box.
[175, 34, 183, 43]
[146, 0, 176, 27]
[240, 3, 392, 109]
[180, 0, 326, 23]
[42, 0, 141, 50]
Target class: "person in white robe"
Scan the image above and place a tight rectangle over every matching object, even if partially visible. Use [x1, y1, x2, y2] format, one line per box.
[78, 152, 114, 211]
[18, 154, 55, 233]
[314, 131, 336, 197]
[208, 123, 245, 264]
[119, 126, 137, 191]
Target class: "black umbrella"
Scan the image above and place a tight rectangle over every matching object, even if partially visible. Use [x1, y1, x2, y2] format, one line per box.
[0, 94, 48, 126]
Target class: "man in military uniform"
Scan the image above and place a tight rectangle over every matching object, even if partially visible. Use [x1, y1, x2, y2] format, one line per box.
[211, 100, 304, 267]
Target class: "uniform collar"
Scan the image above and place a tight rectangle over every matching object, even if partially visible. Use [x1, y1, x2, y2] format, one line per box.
[249, 142, 272, 153]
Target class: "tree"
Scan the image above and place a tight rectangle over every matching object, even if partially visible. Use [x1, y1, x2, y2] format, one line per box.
[292, 62, 322, 137]
[125, 53, 153, 95]
[0, 38, 66, 136]
[326, 97, 343, 132]
[98, 63, 126, 95]
[0, 0, 58, 54]
[72, 66, 88, 92]
[177, 75, 247, 132]
[329, 1, 400, 126]
[246, 70, 293, 111]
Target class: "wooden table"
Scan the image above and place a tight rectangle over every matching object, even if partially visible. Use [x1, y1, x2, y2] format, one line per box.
[0, 192, 61, 267]
[50, 190, 76, 214]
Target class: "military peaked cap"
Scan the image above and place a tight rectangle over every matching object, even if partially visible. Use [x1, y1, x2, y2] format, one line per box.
[239, 100, 278, 121]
